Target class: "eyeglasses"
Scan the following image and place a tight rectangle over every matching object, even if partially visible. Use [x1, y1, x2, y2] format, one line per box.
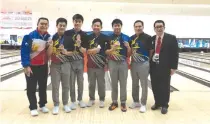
[40, 22, 48, 26]
[155, 26, 164, 29]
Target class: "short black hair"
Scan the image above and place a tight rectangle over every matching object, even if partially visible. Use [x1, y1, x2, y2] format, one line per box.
[92, 18, 103, 26]
[56, 18, 67, 26]
[134, 20, 144, 26]
[154, 20, 165, 27]
[112, 19, 122, 27]
[72, 14, 84, 22]
[37, 17, 49, 25]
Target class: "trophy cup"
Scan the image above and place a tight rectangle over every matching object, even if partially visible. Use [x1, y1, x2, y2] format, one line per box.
[152, 53, 160, 64]
[74, 34, 81, 53]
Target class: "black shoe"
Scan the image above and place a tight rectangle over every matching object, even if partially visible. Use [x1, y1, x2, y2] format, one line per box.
[161, 107, 168, 114]
[108, 102, 118, 111]
[121, 103, 127, 112]
[151, 104, 160, 110]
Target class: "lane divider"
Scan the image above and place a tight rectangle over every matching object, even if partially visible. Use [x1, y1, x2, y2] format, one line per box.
[1, 54, 20, 59]
[176, 70, 210, 88]
[1, 60, 21, 67]
[179, 57, 210, 65]
[1, 68, 23, 82]
[179, 62, 210, 73]
[179, 54, 210, 61]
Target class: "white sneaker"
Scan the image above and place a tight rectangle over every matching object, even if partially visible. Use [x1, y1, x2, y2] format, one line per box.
[63, 105, 71, 113]
[79, 101, 86, 108]
[52, 106, 59, 115]
[40, 106, 49, 113]
[139, 105, 146, 113]
[129, 102, 141, 109]
[70, 102, 77, 110]
[30, 109, 39, 116]
[87, 100, 95, 107]
[99, 101, 105, 108]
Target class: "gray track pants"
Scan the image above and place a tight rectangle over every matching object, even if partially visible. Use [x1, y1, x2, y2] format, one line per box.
[50, 62, 70, 106]
[108, 60, 128, 103]
[88, 68, 105, 101]
[69, 59, 84, 102]
[131, 61, 149, 105]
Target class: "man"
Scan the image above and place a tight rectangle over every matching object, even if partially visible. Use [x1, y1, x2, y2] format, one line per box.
[48, 18, 71, 115]
[105, 19, 131, 112]
[63, 14, 88, 109]
[150, 20, 178, 114]
[129, 20, 152, 113]
[86, 18, 109, 108]
[21, 17, 51, 116]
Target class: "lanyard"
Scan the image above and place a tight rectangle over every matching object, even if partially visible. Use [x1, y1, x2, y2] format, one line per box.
[72, 33, 77, 42]
[41, 34, 47, 40]
[112, 34, 121, 44]
[115, 36, 120, 41]
[34, 32, 47, 41]
[72, 29, 80, 42]
[131, 36, 139, 45]
[58, 36, 64, 44]
[91, 35, 99, 44]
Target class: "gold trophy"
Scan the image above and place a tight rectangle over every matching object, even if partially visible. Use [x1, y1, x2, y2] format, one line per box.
[74, 34, 81, 53]
[58, 44, 66, 54]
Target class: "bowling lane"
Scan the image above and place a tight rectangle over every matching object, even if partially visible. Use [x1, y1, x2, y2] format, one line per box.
[1, 54, 20, 59]
[170, 74, 210, 92]
[0, 62, 22, 75]
[178, 64, 210, 81]
[180, 53, 210, 59]
[0, 73, 27, 91]
[0, 49, 16, 53]
[180, 55, 210, 63]
[147, 71, 210, 92]
[179, 54, 210, 60]
[180, 52, 210, 56]
[0, 73, 51, 91]
[179, 58, 210, 71]
[0, 50, 20, 55]
[0, 56, 21, 66]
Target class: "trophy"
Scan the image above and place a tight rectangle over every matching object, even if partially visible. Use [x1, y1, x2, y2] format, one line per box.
[114, 40, 120, 46]
[57, 44, 64, 50]
[57, 44, 67, 55]
[152, 53, 160, 64]
[132, 49, 137, 54]
[74, 34, 81, 52]
[76, 34, 81, 46]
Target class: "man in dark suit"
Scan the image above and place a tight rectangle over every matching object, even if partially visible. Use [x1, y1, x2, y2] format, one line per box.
[150, 20, 179, 114]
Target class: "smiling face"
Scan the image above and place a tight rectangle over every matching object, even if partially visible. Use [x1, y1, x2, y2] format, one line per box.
[37, 19, 49, 33]
[73, 19, 83, 31]
[57, 22, 67, 35]
[154, 22, 165, 36]
[112, 23, 122, 35]
[92, 22, 102, 34]
[134, 22, 144, 35]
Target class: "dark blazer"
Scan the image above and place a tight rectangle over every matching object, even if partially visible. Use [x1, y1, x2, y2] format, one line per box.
[150, 33, 179, 74]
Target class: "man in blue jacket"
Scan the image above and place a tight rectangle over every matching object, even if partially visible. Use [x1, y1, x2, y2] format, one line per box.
[105, 19, 131, 112]
[21, 17, 51, 116]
